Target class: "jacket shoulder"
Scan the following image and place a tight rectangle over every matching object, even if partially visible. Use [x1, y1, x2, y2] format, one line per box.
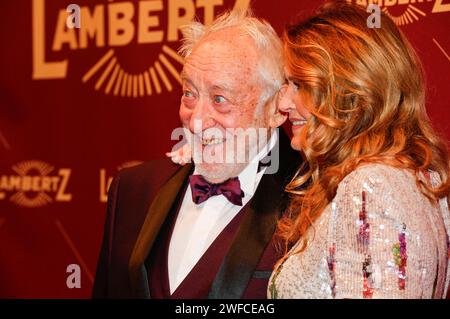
[115, 157, 181, 188]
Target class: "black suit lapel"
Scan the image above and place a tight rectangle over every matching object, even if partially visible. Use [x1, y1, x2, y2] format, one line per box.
[208, 129, 301, 299]
[128, 163, 193, 297]
[207, 172, 283, 299]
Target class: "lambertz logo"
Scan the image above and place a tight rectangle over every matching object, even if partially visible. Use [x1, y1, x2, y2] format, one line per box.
[347, 0, 450, 25]
[0, 161, 72, 207]
[32, 0, 250, 98]
[99, 160, 143, 202]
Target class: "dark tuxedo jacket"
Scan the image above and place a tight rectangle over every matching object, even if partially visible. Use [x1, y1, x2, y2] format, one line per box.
[92, 130, 301, 298]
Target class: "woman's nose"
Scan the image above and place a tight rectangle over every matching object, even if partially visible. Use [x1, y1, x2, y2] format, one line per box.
[277, 85, 294, 113]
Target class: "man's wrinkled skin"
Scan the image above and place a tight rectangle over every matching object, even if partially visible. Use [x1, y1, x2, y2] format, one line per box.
[179, 27, 274, 184]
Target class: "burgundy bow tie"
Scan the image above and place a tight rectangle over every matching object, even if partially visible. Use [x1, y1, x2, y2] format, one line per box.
[189, 175, 244, 206]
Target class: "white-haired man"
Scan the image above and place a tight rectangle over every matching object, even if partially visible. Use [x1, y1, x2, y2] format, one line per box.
[93, 10, 301, 298]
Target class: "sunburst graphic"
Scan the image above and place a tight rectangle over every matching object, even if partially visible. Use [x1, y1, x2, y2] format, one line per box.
[10, 161, 55, 208]
[433, 38, 450, 62]
[382, 4, 427, 26]
[10, 192, 53, 208]
[12, 160, 54, 176]
[0, 130, 10, 151]
[55, 219, 94, 284]
[81, 45, 184, 98]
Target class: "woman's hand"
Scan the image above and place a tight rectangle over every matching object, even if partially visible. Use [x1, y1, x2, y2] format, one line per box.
[166, 142, 192, 166]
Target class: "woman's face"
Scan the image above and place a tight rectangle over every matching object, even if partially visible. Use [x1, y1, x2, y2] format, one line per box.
[277, 69, 312, 151]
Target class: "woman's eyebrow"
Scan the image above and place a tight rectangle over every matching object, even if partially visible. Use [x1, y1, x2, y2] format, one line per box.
[287, 76, 296, 82]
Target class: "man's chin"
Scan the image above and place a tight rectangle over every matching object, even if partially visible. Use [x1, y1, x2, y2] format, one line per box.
[195, 163, 243, 184]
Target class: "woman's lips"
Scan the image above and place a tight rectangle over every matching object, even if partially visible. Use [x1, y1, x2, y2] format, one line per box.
[290, 118, 307, 130]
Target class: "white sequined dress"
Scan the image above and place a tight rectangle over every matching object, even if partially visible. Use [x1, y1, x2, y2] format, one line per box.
[268, 164, 450, 299]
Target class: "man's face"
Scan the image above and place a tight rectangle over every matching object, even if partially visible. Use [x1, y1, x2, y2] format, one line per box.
[179, 29, 268, 183]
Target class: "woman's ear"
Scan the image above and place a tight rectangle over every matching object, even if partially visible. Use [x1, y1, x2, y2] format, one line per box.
[267, 91, 288, 128]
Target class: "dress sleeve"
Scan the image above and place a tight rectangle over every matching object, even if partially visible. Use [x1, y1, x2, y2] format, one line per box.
[430, 172, 450, 297]
[327, 167, 438, 299]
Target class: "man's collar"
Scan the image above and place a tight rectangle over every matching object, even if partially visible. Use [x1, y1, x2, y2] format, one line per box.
[235, 129, 278, 197]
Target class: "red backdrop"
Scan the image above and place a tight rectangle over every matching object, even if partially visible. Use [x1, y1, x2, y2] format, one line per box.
[0, 0, 449, 298]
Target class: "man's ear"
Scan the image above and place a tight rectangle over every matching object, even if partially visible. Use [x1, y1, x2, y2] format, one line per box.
[266, 92, 287, 128]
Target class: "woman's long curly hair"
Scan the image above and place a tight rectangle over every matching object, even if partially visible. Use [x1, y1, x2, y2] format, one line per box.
[276, 1, 450, 259]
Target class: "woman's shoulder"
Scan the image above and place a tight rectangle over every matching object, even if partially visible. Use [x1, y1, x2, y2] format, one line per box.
[332, 163, 442, 218]
[336, 163, 416, 195]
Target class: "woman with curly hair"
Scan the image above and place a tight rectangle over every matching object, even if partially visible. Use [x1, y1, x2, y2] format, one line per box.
[269, 1, 450, 299]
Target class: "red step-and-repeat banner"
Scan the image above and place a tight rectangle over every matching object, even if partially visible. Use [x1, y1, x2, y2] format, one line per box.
[0, 0, 449, 298]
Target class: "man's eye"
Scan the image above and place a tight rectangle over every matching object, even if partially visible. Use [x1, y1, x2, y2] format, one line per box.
[183, 90, 193, 98]
[213, 95, 226, 104]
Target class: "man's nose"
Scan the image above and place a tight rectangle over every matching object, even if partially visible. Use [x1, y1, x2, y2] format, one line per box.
[189, 98, 215, 132]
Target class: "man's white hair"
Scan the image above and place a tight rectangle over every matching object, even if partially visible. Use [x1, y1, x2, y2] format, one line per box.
[179, 9, 284, 107]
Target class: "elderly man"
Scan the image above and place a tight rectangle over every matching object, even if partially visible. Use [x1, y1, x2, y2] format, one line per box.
[93, 10, 300, 299]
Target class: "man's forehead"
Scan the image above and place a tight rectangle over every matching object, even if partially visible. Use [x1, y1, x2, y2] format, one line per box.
[191, 30, 259, 64]
[202, 26, 255, 47]
[182, 43, 258, 86]
[181, 67, 250, 94]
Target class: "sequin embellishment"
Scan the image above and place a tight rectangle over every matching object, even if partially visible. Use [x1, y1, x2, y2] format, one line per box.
[327, 243, 336, 297]
[362, 255, 374, 298]
[357, 191, 374, 298]
[357, 191, 370, 248]
[392, 224, 407, 290]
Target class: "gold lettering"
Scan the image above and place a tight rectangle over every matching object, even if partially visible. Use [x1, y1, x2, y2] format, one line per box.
[433, 0, 450, 13]
[22, 176, 32, 192]
[31, 176, 41, 192]
[368, 0, 383, 6]
[52, 9, 78, 51]
[138, 0, 164, 43]
[197, 0, 223, 26]
[32, 0, 67, 79]
[56, 169, 72, 201]
[384, 0, 396, 6]
[99, 169, 106, 202]
[109, 2, 135, 46]
[232, 0, 251, 11]
[51, 176, 59, 192]
[9, 176, 21, 191]
[79, 5, 105, 49]
[0, 176, 8, 191]
[167, 0, 195, 42]
[99, 169, 113, 203]
[41, 176, 52, 192]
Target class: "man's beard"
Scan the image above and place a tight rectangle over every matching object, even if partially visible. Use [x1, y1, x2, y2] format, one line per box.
[195, 161, 247, 184]
[193, 129, 267, 184]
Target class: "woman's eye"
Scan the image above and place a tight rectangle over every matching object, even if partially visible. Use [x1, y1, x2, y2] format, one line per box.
[213, 95, 226, 104]
[291, 81, 300, 90]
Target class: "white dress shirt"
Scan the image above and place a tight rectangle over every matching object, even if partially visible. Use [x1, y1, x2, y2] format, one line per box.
[167, 131, 278, 294]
